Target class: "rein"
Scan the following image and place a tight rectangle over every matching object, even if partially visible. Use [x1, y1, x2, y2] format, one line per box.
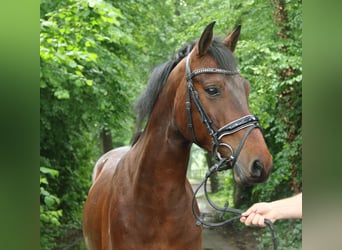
[185, 53, 278, 250]
[191, 162, 278, 250]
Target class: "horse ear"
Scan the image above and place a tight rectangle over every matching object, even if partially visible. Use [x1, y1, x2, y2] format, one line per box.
[224, 25, 241, 52]
[197, 21, 216, 56]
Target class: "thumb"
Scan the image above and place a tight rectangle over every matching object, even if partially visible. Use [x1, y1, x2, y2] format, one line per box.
[241, 207, 254, 217]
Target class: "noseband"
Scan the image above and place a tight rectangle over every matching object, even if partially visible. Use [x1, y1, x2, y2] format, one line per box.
[185, 53, 260, 168]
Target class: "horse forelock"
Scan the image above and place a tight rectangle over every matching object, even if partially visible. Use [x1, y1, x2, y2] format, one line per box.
[208, 38, 238, 72]
[133, 37, 237, 136]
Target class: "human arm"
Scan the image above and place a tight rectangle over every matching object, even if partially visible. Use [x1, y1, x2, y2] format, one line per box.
[240, 192, 302, 227]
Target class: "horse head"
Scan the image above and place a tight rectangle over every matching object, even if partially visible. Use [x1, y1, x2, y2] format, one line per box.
[172, 21, 273, 186]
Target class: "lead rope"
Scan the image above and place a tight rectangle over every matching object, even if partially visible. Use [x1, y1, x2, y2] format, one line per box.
[192, 161, 278, 250]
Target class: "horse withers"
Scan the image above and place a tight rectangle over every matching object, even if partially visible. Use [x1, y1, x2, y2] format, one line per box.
[83, 21, 273, 250]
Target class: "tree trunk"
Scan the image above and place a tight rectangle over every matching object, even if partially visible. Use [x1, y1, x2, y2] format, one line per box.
[205, 152, 219, 193]
[100, 127, 113, 154]
[272, 0, 289, 40]
[272, 0, 302, 193]
[233, 182, 253, 208]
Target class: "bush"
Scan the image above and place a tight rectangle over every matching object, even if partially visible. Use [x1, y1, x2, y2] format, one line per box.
[40, 166, 63, 250]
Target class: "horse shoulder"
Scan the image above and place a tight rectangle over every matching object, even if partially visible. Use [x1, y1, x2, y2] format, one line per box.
[92, 146, 131, 183]
[84, 146, 131, 249]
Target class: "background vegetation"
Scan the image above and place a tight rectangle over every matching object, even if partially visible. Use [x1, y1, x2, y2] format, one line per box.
[40, 0, 301, 249]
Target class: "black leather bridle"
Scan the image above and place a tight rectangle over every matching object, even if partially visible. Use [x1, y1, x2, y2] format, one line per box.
[185, 53, 278, 250]
[185, 53, 260, 169]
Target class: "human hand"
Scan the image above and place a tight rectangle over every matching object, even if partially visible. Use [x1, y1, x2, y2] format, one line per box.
[239, 202, 276, 227]
[240, 193, 302, 227]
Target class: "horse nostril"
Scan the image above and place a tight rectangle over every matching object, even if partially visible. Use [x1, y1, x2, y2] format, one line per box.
[251, 160, 264, 178]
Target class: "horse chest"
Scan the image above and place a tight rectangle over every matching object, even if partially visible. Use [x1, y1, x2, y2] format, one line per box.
[107, 194, 202, 249]
[109, 215, 202, 250]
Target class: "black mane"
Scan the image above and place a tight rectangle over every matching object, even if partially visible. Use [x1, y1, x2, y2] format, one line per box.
[134, 37, 237, 133]
[133, 41, 195, 131]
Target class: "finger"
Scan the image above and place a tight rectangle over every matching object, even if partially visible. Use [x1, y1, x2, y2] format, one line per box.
[241, 211, 249, 217]
[244, 212, 255, 226]
[240, 216, 246, 223]
[252, 213, 261, 226]
[252, 214, 266, 227]
[241, 206, 257, 216]
[258, 216, 266, 227]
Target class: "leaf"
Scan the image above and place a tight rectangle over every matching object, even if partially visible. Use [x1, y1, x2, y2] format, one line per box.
[40, 166, 59, 177]
[40, 177, 48, 185]
[86, 80, 93, 86]
[68, 60, 77, 68]
[40, 187, 49, 197]
[54, 89, 70, 99]
[88, 0, 98, 8]
[40, 79, 47, 88]
[87, 53, 98, 62]
[44, 196, 56, 207]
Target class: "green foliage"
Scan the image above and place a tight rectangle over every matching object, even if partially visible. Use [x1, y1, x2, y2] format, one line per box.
[256, 219, 302, 250]
[208, 171, 235, 207]
[108, 0, 179, 94]
[40, 0, 138, 247]
[238, 1, 302, 248]
[40, 166, 62, 250]
[40, 0, 135, 127]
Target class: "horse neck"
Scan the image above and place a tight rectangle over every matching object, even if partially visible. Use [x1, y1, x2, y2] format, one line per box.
[133, 117, 191, 182]
[130, 80, 192, 196]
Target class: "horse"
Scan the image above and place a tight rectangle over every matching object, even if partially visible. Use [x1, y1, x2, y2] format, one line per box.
[83, 21, 273, 250]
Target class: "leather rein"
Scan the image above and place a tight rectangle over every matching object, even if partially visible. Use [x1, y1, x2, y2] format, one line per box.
[185, 53, 278, 250]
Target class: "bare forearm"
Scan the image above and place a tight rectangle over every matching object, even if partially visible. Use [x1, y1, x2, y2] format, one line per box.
[270, 192, 302, 220]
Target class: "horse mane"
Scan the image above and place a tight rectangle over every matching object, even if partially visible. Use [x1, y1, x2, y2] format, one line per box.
[132, 37, 238, 144]
[133, 41, 195, 132]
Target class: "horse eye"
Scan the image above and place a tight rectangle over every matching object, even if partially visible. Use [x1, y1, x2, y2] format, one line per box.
[205, 86, 220, 96]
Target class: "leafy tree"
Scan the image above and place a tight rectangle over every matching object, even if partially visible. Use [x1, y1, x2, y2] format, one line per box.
[108, 0, 179, 91]
[40, 0, 138, 246]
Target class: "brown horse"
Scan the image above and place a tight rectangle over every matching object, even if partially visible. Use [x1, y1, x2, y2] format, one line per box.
[83, 21, 273, 250]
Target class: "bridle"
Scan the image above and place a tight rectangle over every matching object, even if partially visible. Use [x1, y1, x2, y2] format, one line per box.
[185, 53, 278, 250]
[185, 52, 260, 168]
